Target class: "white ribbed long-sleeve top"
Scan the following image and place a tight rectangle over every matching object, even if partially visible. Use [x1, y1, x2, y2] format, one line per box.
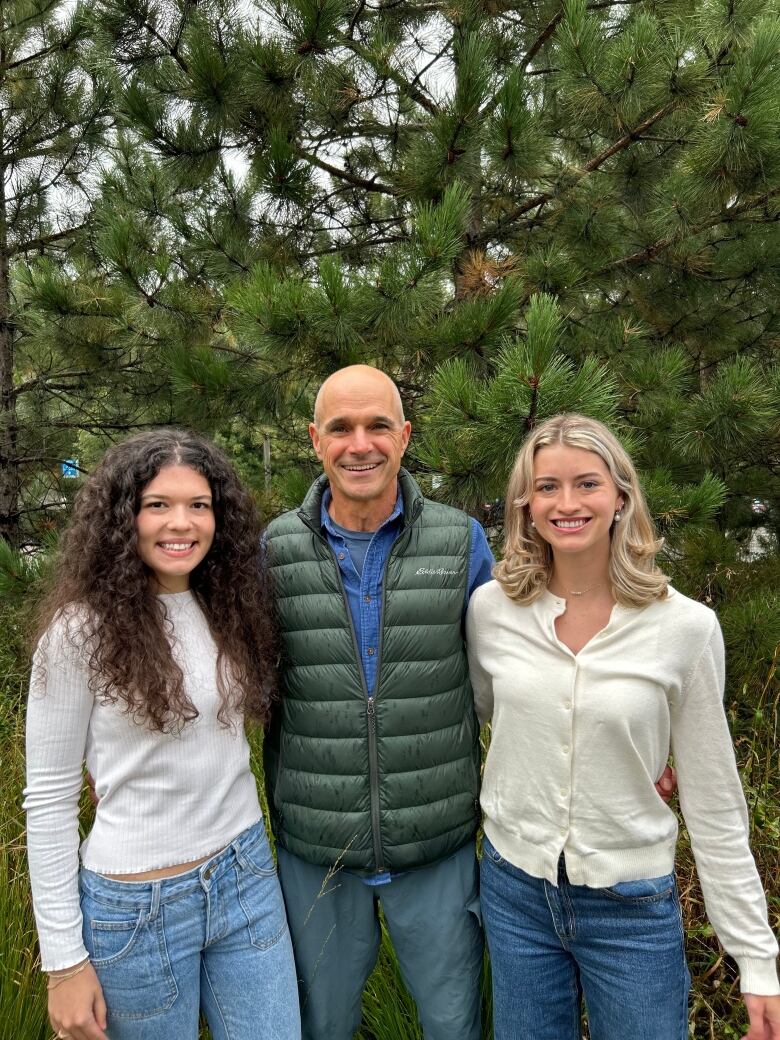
[24, 591, 263, 970]
[466, 581, 779, 996]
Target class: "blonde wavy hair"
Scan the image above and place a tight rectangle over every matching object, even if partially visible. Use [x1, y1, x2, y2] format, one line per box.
[494, 414, 669, 607]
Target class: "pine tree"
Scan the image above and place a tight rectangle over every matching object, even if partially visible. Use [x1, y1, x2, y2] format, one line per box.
[96, 0, 779, 544]
[0, 0, 116, 545]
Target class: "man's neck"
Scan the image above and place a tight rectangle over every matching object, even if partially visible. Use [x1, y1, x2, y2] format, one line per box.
[327, 482, 399, 533]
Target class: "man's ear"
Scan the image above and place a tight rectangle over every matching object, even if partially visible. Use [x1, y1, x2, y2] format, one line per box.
[309, 422, 322, 459]
[401, 420, 411, 453]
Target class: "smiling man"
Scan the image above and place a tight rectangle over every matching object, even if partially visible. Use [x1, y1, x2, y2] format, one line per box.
[263, 365, 494, 1040]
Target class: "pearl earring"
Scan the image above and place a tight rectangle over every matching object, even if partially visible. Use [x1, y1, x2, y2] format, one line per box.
[614, 510, 623, 522]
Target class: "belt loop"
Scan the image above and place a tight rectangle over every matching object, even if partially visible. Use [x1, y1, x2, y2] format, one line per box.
[232, 837, 248, 870]
[148, 881, 161, 921]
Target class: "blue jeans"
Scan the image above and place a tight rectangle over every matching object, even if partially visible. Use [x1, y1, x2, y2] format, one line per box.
[480, 838, 690, 1040]
[276, 843, 483, 1040]
[79, 822, 300, 1040]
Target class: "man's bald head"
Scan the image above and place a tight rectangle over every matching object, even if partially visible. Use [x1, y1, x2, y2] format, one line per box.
[308, 365, 412, 529]
[313, 365, 405, 429]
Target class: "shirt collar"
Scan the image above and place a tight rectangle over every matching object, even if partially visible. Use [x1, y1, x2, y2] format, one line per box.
[320, 484, 404, 536]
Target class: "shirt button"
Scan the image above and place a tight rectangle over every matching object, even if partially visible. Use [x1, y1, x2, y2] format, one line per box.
[367, 647, 375, 656]
[564, 701, 572, 710]
[338, 552, 345, 560]
[560, 789, 568, 797]
[364, 596, 371, 603]
[562, 745, 570, 753]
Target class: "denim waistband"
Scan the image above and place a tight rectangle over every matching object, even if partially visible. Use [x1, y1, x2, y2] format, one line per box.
[79, 820, 266, 908]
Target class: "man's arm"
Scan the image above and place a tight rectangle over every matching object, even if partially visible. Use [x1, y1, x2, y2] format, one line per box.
[466, 519, 495, 604]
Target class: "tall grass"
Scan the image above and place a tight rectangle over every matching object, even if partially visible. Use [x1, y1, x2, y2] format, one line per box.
[1, 605, 777, 1040]
[0, 675, 50, 1040]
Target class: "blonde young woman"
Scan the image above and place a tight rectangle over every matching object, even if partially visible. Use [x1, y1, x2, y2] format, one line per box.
[466, 414, 780, 1040]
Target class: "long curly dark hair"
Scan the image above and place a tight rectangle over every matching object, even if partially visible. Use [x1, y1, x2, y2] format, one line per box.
[35, 429, 278, 732]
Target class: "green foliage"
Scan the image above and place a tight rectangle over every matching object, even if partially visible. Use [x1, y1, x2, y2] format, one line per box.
[0, 541, 47, 607]
[417, 294, 623, 507]
[720, 595, 780, 685]
[0, 0, 115, 545]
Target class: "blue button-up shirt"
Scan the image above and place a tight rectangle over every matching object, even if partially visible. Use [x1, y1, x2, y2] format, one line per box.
[320, 486, 494, 694]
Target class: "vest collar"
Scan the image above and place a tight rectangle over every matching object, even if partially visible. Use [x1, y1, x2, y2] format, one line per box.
[298, 467, 425, 534]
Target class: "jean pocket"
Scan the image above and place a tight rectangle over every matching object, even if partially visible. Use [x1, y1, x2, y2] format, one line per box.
[241, 833, 278, 879]
[82, 898, 177, 1020]
[602, 873, 676, 903]
[481, 836, 506, 867]
[235, 854, 289, 951]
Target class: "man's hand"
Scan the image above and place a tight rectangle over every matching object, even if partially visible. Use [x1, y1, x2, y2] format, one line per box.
[742, 993, 780, 1039]
[85, 771, 99, 808]
[654, 764, 677, 804]
[48, 962, 108, 1040]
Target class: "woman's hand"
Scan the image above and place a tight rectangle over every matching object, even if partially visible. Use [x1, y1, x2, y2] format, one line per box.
[48, 962, 108, 1040]
[743, 993, 780, 1039]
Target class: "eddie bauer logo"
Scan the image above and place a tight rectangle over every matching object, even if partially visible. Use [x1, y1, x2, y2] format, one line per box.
[416, 567, 459, 575]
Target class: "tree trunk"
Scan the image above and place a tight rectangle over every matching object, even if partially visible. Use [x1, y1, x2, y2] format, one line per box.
[0, 101, 19, 547]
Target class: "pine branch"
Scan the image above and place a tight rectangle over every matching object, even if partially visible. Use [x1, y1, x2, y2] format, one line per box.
[299, 233, 405, 259]
[13, 455, 90, 473]
[5, 0, 59, 32]
[298, 148, 397, 195]
[346, 0, 366, 38]
[599, 188, 780, 273]
[10, 223, 87, 257]
[520, 10, 564, 69]
[479, 101, 677, 244]
[338, 36, 440, 116]
[1, 27, 83, 73]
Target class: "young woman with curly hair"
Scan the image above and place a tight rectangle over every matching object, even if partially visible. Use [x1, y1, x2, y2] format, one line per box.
[466, 414, 780, 1040]
[24, 430, 300, 1040]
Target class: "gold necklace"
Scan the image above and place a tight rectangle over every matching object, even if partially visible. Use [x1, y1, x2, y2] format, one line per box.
[560, 581, 603, 597]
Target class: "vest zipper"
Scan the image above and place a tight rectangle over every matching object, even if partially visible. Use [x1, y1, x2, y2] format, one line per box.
[298, 497, 422, 875]
[366, 695, 383, 872]
[366, 523, 414, 872]
[314, 534, 386, 873]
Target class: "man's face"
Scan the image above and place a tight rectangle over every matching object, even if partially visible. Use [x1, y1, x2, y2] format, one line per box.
[309, 371, 411, 510]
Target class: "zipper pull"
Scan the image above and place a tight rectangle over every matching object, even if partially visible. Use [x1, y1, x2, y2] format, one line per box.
[367, 697, 375, 727]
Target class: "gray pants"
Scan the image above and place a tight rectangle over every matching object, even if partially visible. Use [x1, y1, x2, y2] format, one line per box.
[276, 843, 483, 1040]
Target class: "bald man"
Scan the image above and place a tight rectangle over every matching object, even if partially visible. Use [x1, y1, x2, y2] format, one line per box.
[263, 366, 494, 1040]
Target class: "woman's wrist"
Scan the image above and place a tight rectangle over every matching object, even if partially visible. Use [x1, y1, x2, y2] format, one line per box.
[46, 957, 91, 989]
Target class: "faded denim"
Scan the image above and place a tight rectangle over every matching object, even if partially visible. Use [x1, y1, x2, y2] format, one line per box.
[480, 837, 690, 1040]
[79, 822, 300, 1039]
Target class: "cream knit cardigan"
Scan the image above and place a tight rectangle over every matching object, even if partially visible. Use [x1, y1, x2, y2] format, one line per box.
[466, 581, 779, 995]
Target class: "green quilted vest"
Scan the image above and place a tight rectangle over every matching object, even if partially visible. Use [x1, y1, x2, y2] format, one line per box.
[264, 469, 480, 873]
